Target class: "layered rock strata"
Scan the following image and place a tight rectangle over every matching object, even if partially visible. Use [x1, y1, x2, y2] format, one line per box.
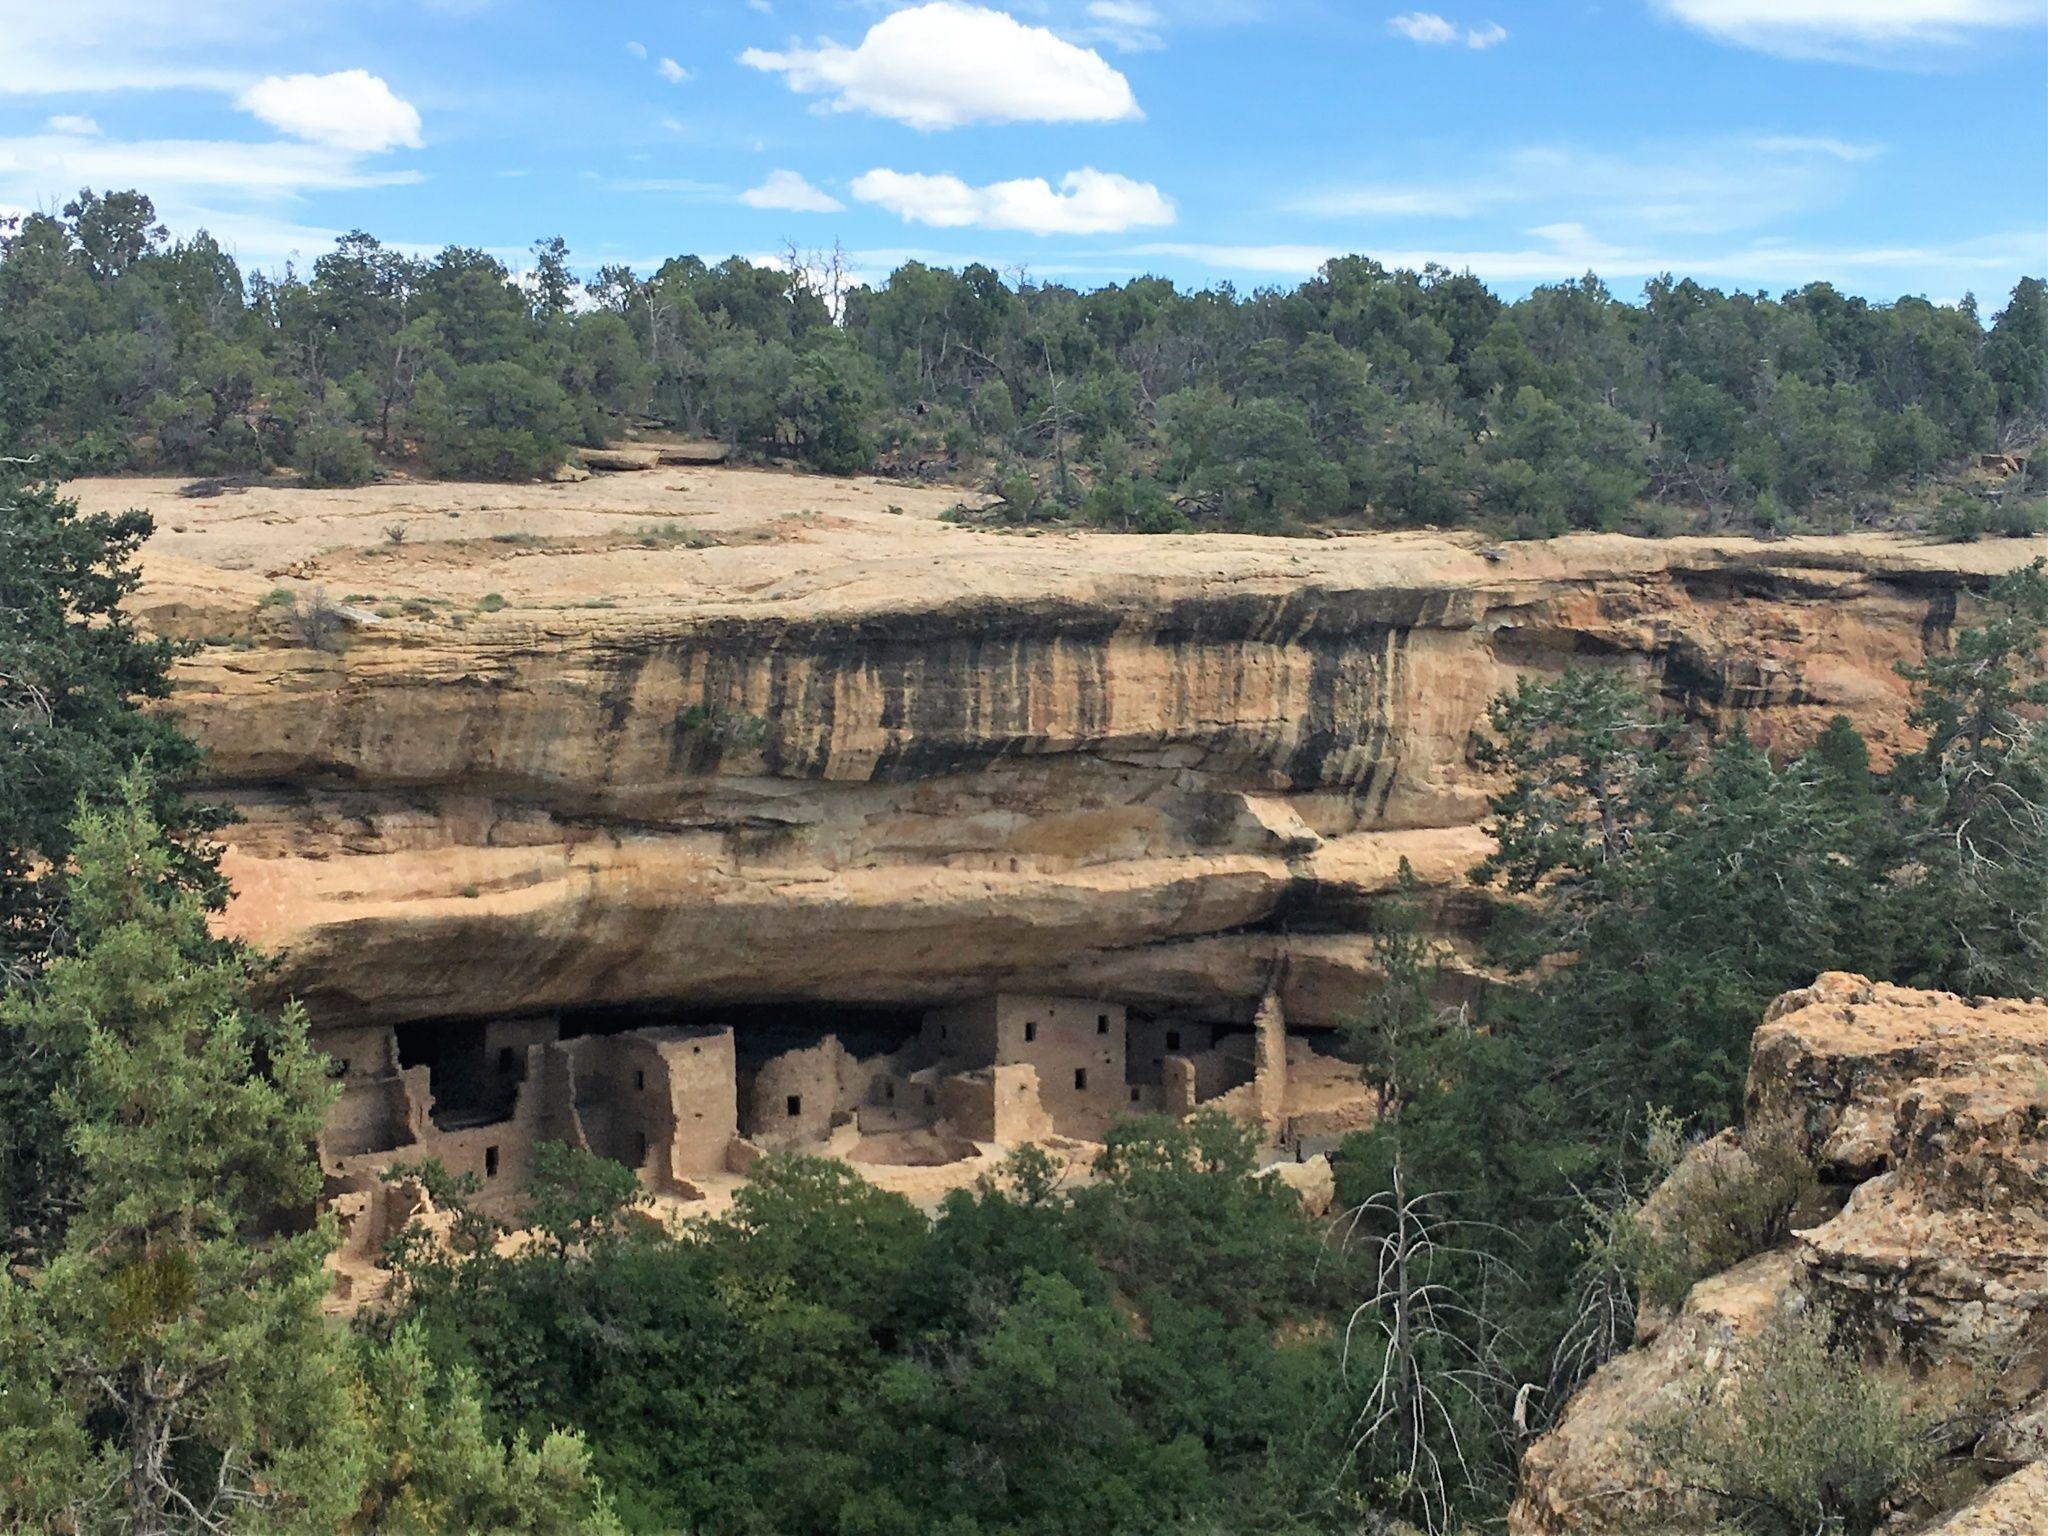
[87, 471, 2041, 1037]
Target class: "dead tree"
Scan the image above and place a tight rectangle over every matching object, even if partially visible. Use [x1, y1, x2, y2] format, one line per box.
[1328, 1158, 1521, 1534]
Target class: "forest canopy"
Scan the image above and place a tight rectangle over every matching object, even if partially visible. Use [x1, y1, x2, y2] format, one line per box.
[2, 188, 2044, 537]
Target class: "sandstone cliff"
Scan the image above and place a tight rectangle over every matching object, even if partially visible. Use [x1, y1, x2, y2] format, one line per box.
[85, 471, 2043, 1033]
[1510, 974, 2048, 1534]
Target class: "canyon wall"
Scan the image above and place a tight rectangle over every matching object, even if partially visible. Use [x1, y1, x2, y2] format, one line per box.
[96, 472, 2043, 1037]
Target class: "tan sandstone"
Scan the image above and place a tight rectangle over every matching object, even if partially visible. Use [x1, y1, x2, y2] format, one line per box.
[80, 470, 2042, 1039]
[1510, 976, 2048, 1535]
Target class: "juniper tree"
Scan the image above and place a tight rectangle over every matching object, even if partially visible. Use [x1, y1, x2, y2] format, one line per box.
[0, 780, 357, 1534]
[0, 468, 224, 1258]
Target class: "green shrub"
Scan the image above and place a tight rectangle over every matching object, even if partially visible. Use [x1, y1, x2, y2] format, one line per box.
[416, 363, 576, 482]
[293, 423, 376, 488]
[475, 592, 507, 613]
[1630, 1122, 1818, 1312]
[1930, 489, 2047, 541]
[1082, 473, 1191, 534]
[1640, 1307, 1936, 1536]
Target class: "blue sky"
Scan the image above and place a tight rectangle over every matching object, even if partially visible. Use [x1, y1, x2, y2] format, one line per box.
[1, 0, 2043, 305]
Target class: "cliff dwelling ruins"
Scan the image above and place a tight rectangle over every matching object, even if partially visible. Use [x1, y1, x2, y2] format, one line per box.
[321, 986, 1380, 1275]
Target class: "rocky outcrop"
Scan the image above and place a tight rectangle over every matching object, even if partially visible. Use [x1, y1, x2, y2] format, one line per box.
[1510, 975, 2048, 1535]
[90, 471, 2043, 1036]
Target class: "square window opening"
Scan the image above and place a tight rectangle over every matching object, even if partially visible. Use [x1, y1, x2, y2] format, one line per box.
[785, 1094, 803, 1118]
[1023, 1020, 1037, 1043]
[1097, 1014, 1109, 1034]
[1165, 1030, 1181, 1051]
[1074, 1068, 1088, 1091]
[484, 1145, 500, 1179]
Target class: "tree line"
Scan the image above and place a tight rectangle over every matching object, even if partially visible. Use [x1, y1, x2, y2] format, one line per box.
[3, 188, 2044, 536]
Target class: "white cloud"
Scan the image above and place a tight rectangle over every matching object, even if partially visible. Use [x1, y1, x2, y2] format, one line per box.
[1387, 12, 1509, 47]
[0, 132, 423, 198]
[658, 56, 692, 83]
[741, 168, 844, 212]
[608, 176, 727, 196]
[1082, 0, 1167, 50]
[1293, 137, 1876, 235]
[1130, 224, 2047, 287]
[1388, 11, 1460, 42]
[851, 166, 1174, 234]
[43, 114, 100, 136]
[626, 40, 648, 59]
[1749, 134, 1884, 161]
[740, 2, 1140, 129]
[0, 0, 262, 95]
[747, 0, 773, 11]
[236, 70, 423, 154]
[1655, 0, 2044, 60]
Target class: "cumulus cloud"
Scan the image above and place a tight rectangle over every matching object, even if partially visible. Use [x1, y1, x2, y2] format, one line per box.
[43, 114, 101, 136]
[235, 70, 423, 153]
[1655, 0, 2043, 60]
[741, 168, 844, 212]
[850, 166, 1174, 234]
[740, 2, 1141, 129]
[1388, 12, 1510, 47]
[658, 56, 692, 83]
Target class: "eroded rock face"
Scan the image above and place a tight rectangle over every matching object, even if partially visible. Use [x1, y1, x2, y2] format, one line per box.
[1510, 976, 2048, 1535]
[94, 472, 2042, 1036]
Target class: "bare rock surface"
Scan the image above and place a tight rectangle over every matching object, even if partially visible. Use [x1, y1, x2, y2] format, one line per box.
[1510, 977, 2048, 1535]
[85, 471, 2045, 1033]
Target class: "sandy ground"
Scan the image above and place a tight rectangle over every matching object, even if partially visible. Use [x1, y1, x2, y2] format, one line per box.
[80, 466, 2042, 639]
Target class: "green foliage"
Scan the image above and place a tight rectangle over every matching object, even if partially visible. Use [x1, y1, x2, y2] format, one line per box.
[295, 421, 377, 488]
[0, 790, 623, 1535]
[1640, 1308, 1937, 1536]
[1338, 576, 2042, 1503]
[1929, 489, 2047, 541]
[418, 361, 577, 480]
[0, 469, 219, 1256]
[0, 782, 356, 1533]
[378, 1123, 1357, 1536]
[1622, 1121, 1819, 1314]
[1341, 858, 1462, 1118]
[10, 195, 2030, 528]
[348, 1323, 624, 1536]
[1889, 558, 2048, 995]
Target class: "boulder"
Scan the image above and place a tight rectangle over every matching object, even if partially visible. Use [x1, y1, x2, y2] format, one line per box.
[1511, 979, 2048, 1535]
[1264, 1153, 1336, 1217]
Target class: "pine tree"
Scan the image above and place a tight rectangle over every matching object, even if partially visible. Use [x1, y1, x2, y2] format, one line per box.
[1, 467, 223, 1257]
[0, 779, 360, 1534]
[1892, 558, 2048, 995]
